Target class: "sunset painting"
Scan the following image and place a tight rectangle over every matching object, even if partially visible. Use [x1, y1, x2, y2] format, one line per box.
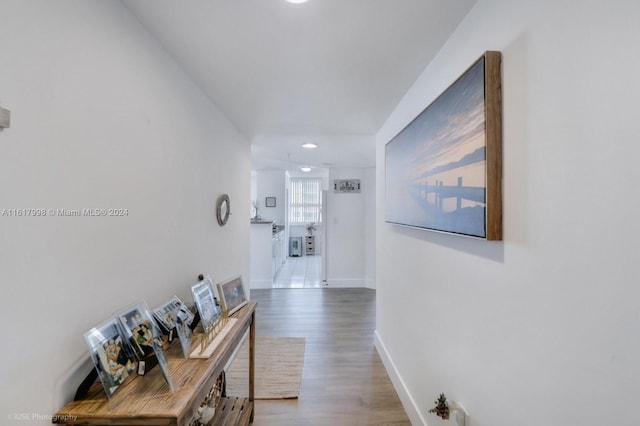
[385, 55, 494, 238]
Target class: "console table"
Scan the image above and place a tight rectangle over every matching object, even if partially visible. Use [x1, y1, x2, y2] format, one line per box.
[53, 302, 257, 426]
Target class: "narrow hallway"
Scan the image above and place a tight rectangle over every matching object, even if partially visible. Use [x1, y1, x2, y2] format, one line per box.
[249, 288, 410, 425]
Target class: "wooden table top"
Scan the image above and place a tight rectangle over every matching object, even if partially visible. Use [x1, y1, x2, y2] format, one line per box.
[54, 302, 256, 426]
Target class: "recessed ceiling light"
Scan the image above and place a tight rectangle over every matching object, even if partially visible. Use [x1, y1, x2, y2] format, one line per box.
[302, 143, 317, 149]
[286, 0, 308, 3]
[300, 167, 312, 172]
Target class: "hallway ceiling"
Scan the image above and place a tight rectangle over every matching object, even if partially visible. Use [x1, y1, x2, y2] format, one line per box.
[123, 0, 477, 170]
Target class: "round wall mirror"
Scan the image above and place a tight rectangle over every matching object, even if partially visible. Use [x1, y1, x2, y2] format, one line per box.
[216, 194, 230, 226]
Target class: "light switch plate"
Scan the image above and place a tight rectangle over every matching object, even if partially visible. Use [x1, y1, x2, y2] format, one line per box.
[0, 106, 10, 128]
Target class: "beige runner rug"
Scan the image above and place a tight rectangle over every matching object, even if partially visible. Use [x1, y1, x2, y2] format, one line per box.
[225, 336, 305, 399]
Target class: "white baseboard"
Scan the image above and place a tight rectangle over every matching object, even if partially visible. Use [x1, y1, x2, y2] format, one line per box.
[364, 278, 376, 289]
[325, 278, 366, 288]
[374, 330, 427, 426]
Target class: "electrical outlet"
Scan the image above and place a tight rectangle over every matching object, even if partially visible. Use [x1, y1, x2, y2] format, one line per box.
[448, 400, 469, 426]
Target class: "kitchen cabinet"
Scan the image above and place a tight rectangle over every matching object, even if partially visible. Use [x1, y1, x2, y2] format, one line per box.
[250, 221, 285, 288]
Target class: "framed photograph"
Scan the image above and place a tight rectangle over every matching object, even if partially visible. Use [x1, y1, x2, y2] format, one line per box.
[174, 307, 193, 358]
[334, 179, 361, 193]
[385, 51, 502, 240]
[153, 295, 194, 332]
[265, 196, 276, 207]
[83, 318, 137, 399]
[117, 301, 174, 392]
[216, 275, 248, 315]
[191, 275, 221, 332]
[119, 302, 161, 357]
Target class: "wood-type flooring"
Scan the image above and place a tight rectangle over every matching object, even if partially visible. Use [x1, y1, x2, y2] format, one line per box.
[249, 288, 411, 426]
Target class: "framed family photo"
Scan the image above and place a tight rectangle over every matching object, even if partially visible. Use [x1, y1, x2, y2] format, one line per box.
[118, 302, 162, 358]
[216, 275, 248, 315]
[174, 306, 194, 358]
[83, 318, 137, 399]
[153, 295, 194, 332]
[117, 301, 174, 391]
[191, 275, 221, 332]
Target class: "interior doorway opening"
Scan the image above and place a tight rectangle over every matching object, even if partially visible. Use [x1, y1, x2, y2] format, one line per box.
[278, 174, 328, 288]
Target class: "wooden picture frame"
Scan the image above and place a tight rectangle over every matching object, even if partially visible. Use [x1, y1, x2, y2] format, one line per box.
[216, 276, 248, 316]
[385, 51, 502, 240]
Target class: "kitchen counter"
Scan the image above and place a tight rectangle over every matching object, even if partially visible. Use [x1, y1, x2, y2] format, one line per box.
[250, 221, 286, 288]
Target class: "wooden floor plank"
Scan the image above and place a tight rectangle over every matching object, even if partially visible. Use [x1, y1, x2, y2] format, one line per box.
[250, 288, 410, 426]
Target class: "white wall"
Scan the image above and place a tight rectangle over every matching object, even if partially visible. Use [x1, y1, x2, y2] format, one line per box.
[250, 169, 257, 216]
[375, 1, 640, 426]
[0, 1, 250, 424]
[326, 168, 369, 287]
[364, 167, 376, 289]
[255, 169, 286, 225]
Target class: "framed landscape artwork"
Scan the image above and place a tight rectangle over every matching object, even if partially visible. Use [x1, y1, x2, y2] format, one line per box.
[385, 51, 502, 240]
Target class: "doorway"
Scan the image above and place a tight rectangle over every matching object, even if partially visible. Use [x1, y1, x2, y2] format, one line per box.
[276, 177, 327, 288]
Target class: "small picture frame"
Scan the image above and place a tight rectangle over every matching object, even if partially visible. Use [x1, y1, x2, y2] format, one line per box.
[265, 196, 276, 207]
[174, 306, 194, 359]
[117, 301, 174, 392]
[118, 302, 162, 358]
[334, 179, 361, 193]
[216, 275, 248, 316]
[191, 275, 221, 332]
[154, 296, 183, 331]
[83, 317, 137, 399]
[153, 295, 195, 356]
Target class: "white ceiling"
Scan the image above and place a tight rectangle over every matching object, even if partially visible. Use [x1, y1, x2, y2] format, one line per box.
[123, 0, 477, 170]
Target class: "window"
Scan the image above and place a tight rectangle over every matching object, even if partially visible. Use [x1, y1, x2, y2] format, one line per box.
[289, 178, 322, 226]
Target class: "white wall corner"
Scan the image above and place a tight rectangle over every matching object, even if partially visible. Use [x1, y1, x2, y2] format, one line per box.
[374, 330, 427, 426]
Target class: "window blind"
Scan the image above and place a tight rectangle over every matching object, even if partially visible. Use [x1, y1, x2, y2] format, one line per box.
[289, 177, 322, 226]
